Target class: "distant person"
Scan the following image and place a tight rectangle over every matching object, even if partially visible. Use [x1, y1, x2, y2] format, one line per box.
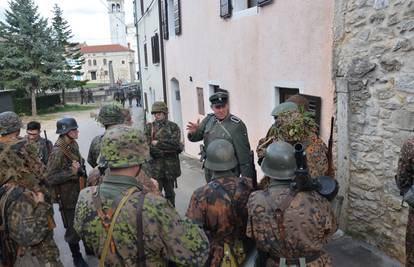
[25, 121, 53, 165]
[119, 89, 126, 108]
[135, 87, 142, 107]
[80, 87, 86, 105]
[87, 89, 94, 103]
[127, 89, 134, 107]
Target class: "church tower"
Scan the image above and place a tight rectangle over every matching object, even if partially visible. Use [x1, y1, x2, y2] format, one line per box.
[108, 0, 127, 46]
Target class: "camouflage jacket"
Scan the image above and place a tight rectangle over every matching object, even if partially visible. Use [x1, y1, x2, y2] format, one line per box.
[46, 136, 83, 209]
[26, 136, 53, 166]
[144, 119, 181, 179]
[186, 176, 253, 267]
[246, 184, 337, 264]
[396, 137, 414, 194]
[188, 113, 255, 179]
[74, 174, 209, 267]
[87, 134, 103, 168]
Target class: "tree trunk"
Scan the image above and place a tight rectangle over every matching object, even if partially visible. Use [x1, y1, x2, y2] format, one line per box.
[62, 88, 66, 105]
[31, 87, 37, 116]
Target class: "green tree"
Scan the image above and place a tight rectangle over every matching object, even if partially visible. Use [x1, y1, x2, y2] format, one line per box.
[0, 0, 59, 115]
[51, 4, 85, 105]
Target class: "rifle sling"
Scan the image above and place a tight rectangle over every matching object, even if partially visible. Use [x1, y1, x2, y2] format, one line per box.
[136, 192, 146, 267]
[55, 139, 80, 162]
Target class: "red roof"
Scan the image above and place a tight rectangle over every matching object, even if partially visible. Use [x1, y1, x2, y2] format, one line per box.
[80, 44, 133, 54]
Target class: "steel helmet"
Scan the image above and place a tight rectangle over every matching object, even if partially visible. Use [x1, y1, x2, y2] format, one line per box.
[151, 101, 168, 114]
[0, 111, 22, 136]
[204, 139, 237, 171]
[261, 141, 296, 180]
[56, 118, 78, 135]
[270, 102, 298, 117]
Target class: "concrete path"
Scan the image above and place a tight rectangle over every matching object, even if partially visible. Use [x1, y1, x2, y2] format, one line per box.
[32, 103, 403, 267]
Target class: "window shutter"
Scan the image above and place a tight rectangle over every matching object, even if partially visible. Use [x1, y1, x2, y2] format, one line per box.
[151, 36, 155, 63]
[143, 43, 148, 67]
[257, 0, 273, 7]
[153, 33, 160, 64]
[220, 0, 232, 18]
[173, 0, 181, 35]
[161, 0, 169, 40]
[197, 87, 205, 115]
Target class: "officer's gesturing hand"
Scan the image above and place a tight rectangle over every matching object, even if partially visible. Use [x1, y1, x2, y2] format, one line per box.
[186, 119, 200, 134]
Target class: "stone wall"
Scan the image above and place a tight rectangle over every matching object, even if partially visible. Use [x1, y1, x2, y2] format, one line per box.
[334, 0, 414, 262]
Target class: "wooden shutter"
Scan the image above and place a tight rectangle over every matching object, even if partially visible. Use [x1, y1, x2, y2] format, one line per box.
[301, 94, 322, 133]
[161, 0, 169, 40]
[173, 0, 181, 35]
[220, 0, 232, 18]
[197, 87, 205, 115]
[257, 0, 273, 7]
[152, 34, 160, 64]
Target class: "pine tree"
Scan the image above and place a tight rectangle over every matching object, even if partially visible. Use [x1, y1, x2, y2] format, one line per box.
[51, 4, 85, 105]
[0, 0, 59, 116]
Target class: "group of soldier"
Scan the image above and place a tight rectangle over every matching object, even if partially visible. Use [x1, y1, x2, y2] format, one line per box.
[113, 87, 142, 108]
[0, 89, 412, 267]
[79, 87, 94, 105]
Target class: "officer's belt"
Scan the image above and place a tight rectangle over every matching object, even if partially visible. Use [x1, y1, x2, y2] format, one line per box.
[271, 251, 322, 266]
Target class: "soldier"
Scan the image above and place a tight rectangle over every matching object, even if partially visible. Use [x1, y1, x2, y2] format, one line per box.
[0, 111, 62, 266]
[186, 92, 256, 183]
[247, 141, 337, 266]
[144, 101, 182, 206]
[127, 89, 134, 107]
[186, 139, 253, 267]
[87, 89, 94, 103]
[46, 117, 89, 267]
[87, 104, 126, 169]
[80, 87, 86, 105]
[74, 125, 209, 266]
[119, 89, 126, 108]
[135, 87, 142, 107]
[396, 137, 414, 267]
[25, 121, 53, 166]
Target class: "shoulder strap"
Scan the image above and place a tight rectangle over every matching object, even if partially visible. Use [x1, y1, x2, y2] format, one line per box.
[136, 192, 146, 267]
[99, 187, 139, 267]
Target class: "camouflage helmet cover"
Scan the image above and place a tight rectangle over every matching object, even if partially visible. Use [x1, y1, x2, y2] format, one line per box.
[0, 111, 22, 136]
[151, 101, 168, 114]
[97, 104, 126, 126]
[205, 139, 237, 171]
[261, 141, 297, 180]
[275, 110, 318, 143]
[100, 125, 149, 168]
[271, 102, 298, 117]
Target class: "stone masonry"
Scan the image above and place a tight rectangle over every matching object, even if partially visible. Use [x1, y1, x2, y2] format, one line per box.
[334, 0, 414, 262]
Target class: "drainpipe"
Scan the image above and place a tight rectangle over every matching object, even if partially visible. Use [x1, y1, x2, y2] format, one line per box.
[133, 0, 144, 107]
[157, 0, 168, 104]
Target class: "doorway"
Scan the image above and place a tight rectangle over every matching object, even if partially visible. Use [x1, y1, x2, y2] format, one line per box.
[170, 78, 184, 140]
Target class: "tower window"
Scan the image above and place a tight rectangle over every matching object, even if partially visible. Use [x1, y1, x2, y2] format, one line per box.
[116, 3, 121, 12]
[122, 60, 125, 64]
[103, 59, 107, 65]
[88, 59, 91, 66]
[112, 4, 116, 12]
[93, 59, 97, 66]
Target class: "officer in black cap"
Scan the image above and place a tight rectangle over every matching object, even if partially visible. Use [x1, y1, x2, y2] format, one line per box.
[187, 91, 257, 184]
[46, 117, 89, 267]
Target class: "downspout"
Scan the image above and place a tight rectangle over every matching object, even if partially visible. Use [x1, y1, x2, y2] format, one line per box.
[157, 0, 168, 104]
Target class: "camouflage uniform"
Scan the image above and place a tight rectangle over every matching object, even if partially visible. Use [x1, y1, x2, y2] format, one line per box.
[186, 176, 253, 267]
[29, 136, 53, 166]
[144, 116, 181, 206]
[74, 125, 209, 266]
[0, 111, 62, 266]
[247, 185, 337, 267]
[396, 137, 414, 267]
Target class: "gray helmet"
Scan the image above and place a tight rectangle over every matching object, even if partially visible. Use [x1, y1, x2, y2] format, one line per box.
[0, 111, 22, 136]
[271, 102, 298, 117]
[204, 139, 237, 171]
[56, 118, 78, 135]
[261, 141, 296, 180]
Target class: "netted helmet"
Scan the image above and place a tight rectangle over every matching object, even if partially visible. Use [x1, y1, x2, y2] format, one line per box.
[271, 102, 298, 117]
[205, 139, 237, 171]
[97, 105, 126, 126]
[151, 101, 168, 114]
[100, 125, 149, 168]
[261, 141, 296, 180]
[56, 118, 78, 135]
[0, 111, 22, 136]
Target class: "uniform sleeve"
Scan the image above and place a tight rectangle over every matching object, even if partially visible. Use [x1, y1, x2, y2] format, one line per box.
[144, 195, 209, 266]
[233, 121, 256, 179]
[8, 191, 51, 247]
[185, 191, 205, 227]
[87, 136, 100, 168]
[46, 148, 76, 185]
[396, 140, 414, 194]
[156, 123, 181, 151]
[187, 116, 210, 142]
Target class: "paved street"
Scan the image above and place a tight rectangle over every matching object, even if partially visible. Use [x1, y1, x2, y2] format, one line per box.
[32, 104, 403, 267]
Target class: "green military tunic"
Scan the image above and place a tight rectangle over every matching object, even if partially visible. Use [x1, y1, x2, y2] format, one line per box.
[74, 174, 210, 266]
[188, 113, 255, 182]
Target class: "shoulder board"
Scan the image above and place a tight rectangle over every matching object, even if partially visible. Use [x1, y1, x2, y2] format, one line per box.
[230, 115, 241, 123]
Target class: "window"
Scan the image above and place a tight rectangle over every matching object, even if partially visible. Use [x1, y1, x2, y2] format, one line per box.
[103, 59, 107, 65]
[220, 0, 232, 18]
[116, 3, 121, 12]
[112, 4, 116, 12]
[121, 60, 125, 64]
[167, 0, 175, 38]
[143, 43, 148, 67]
[173, 0, 181, 35]
[88, 59, 92, 66]
[91, 71, 97, 80]
[248, 0, 258, 8]
[278, 87, 299, 103]
[151, 33, 160, 64]
[144, 92, 148, 111]
[104, 70, 108, 76]
[161, 0, 169, 40]
[257, 0, 273, 7]
[93, 59, 97, 66]
[197, 87, 205, 115]
[140, 0, 144, 15]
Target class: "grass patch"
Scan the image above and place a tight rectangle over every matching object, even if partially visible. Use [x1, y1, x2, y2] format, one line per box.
[83, 83, 109, 89]
[38, 104, 98, 115]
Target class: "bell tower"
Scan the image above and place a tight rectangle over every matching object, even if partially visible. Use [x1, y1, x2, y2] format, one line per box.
[108, 0, 127, 46]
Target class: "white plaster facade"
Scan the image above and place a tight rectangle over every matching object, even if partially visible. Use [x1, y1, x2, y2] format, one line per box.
[136, 0, 165, 120]
[81, 45, 136, 84]
[164, 0, 335, 159]
[108, 0, 127, 46]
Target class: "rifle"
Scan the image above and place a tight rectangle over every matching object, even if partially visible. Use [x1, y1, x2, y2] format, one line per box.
[43, 130, 51, 154]
[327, 117, 335, 178]
[250, 151, 258, 189]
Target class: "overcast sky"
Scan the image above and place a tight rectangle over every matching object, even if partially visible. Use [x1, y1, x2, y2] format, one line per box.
[0, 0, 134, 45]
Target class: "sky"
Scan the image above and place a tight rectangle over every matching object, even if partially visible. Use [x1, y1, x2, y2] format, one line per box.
[0, 0, 134, 45]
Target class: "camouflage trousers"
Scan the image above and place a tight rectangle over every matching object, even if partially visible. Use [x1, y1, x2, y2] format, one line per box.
[406, 207, 414, 267]
[60, 208, 81, 245]
[157, 173, 176, 207]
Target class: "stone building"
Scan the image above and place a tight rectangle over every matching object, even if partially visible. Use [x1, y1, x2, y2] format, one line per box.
[80, 44, 136, 84]
[334, 0, 414, 262]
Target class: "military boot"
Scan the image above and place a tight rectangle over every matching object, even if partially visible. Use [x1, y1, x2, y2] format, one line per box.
[69, 243, 89, 267]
